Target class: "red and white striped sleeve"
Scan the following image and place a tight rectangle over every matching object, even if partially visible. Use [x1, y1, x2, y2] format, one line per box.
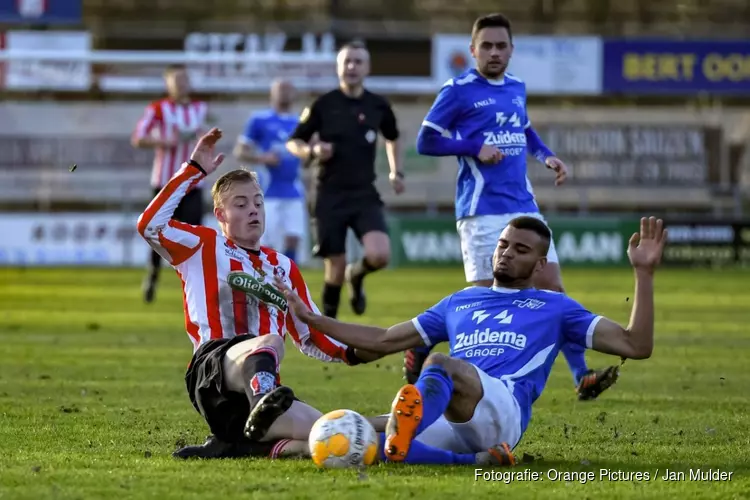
[285, 261, 350, 363]
[132, 101, 160, 142]
[136, 163, 211, 266]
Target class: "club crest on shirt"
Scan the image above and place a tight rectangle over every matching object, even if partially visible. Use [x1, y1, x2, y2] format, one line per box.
[273, 266, 286, 280]
[365, 129, 376, 143]
[299, 107, 311, 123]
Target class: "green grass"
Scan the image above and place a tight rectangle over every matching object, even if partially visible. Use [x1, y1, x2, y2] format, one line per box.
[0, 266, 749, 499]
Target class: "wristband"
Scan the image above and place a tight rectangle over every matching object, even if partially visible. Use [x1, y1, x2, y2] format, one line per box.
[389, 171, 404, 180]
[345, 346, 364, 366]
[188, 159, 207, 175]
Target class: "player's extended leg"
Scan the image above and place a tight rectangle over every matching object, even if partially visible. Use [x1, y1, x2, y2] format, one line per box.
[219, 334, 299, 441]
[261, 198, 283, 252]
[280, 198, 307, 262]
[312, 205, 349, 318]
[322, 255, 347, 318]
[384, 353, 516, 466]
[177, 334, 294, 459]
[174, 436, 310, 460]
[346, 230, 389, 315]
[283, 234, 301, 262]
[346, 204, 391, 316]
[143, 250, 162, 303]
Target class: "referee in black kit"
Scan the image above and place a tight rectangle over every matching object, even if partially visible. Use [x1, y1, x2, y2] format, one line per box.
[286, 40, 405, 319]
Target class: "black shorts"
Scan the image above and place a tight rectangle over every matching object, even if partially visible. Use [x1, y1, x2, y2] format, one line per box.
[311, 188, 388, 258]
[185, 334, 302, 452]
[153, 187, 204, 225]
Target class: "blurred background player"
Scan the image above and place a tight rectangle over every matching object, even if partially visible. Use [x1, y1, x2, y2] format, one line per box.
[233, 79, 305, 262]
[132, 64, 211, 303]
[286, 41, 405, 318]
[406, 13, 620, 400]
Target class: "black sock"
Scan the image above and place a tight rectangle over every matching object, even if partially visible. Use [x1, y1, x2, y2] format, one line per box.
[322, 283, 342, 318]
[350, 257, 379, 281]
[240, 350, 278, 409]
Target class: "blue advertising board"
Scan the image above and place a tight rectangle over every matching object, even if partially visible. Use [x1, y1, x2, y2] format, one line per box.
[0, 0, 81, 24]
[603, 39, 750, 94]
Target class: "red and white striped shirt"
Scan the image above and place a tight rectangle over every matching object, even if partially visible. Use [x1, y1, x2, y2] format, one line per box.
[136, 163, 350, 363]
[133, 98, 209, 188]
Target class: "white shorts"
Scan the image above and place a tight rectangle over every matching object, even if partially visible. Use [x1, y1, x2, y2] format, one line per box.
[416, 365, 523, 453]
[456, 212, 559, 283]
[262, 198, 306, 250]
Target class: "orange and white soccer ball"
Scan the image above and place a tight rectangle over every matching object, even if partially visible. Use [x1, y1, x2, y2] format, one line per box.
[309, 409, 379, 469]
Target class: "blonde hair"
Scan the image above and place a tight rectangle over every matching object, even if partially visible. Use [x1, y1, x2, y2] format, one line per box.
[211, 168, 262, 207]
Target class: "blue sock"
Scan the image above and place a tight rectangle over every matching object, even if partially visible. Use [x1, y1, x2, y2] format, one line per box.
[414, 365, 453, 436]
[284, 247, 297, 262]
[377, 433, 475, 465]
[561, 342, 589, 385]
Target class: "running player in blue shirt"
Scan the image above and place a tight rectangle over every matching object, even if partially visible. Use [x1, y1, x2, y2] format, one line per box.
[278, 216, 667, 465]
[406, 13, 619, 401]
[234, 79, 306, 261]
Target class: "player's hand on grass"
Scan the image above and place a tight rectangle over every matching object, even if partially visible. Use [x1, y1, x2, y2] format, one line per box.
[545, 156, 568, 186]
[477, 144, 503, 164]
[190, 128, 226, 175]
[627, 217, 668, 275]
[273, 276, 315, 323]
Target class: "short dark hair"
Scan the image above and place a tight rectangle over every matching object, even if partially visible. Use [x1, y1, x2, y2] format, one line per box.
[508, 216, 551, 255]
[471, 13, 513, 42]
[340, 39, 367, 51]
[164, 64, 186, 75]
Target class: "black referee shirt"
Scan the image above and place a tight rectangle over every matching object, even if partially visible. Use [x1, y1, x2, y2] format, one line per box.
[290, 89, 400, 192]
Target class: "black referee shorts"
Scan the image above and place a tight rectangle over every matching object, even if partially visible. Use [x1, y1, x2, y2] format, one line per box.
[153, 187, 204, 225]
[311, 188, 389, 258]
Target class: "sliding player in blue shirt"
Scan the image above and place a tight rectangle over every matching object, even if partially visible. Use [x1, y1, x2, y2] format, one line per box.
[406, 13, 619, 401]
[278, 216, 667, 465]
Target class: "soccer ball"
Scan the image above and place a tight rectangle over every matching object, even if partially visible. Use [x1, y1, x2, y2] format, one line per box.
[308, 409, 379, 469]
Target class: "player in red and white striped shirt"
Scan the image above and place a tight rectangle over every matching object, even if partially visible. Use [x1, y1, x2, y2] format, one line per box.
[132, 64, 210, 304]
[137, 128, 377, 459]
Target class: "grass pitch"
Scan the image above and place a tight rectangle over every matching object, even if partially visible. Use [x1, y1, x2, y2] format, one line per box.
[0, 266, 749, 499]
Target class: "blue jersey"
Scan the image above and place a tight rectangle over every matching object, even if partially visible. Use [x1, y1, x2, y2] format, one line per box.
[422, 69, 539, 219]
[241, 110, 303, 199]
[412, 286, 600, 435]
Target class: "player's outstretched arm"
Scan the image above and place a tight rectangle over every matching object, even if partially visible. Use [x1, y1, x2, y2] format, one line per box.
[136, 128, 225, 266]
[590, 217, 667, 360]
[275, 276, 424, 355]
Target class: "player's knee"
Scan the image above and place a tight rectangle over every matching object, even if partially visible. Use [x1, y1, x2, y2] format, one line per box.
[254, 334, 286, 360]
[364, 249, 390, 269]
[423, 351, 450, 369]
